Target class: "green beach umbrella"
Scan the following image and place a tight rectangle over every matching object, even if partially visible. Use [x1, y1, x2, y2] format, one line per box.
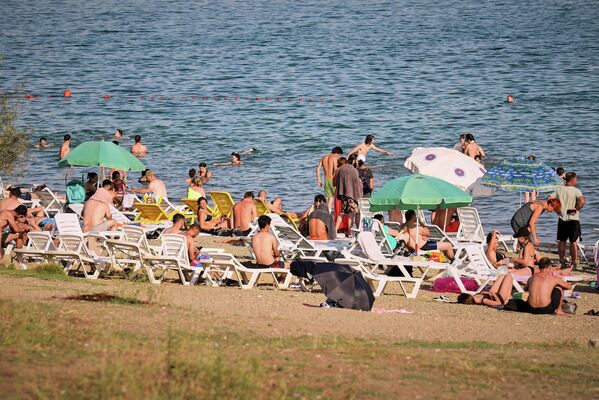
[369, 174, 473, 212]
[58, 140, 146, 171]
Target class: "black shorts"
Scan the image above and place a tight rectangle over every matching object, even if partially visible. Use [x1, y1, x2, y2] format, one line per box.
[526, 287, 562, 315]
[557, 219, 581, 242]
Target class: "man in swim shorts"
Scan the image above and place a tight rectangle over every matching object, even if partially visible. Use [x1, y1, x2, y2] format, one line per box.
[403, 210, 454, 259]
[82, 180, 120, 233]
[232, 192, 257, 236]
[525, 257, 572, 315]
[251, 215, 287, 268]
[316, 146, 343, 211]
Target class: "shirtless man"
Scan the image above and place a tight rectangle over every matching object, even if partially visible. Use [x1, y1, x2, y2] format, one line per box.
[0, 205, 30, 252]
[59, 134, 71, 159]
[184, 224, 202, 261]
[402, 210, 454, 259]
[131, 135, 148, 157]
[232, 192, 257, 236]
[347, 135, 394, 162]
[82, 180, 120, 233]
[251, 215, 287, 268]
[316, 146, 342, 210]
[307, 194, 335, 240]
[132, 170, 168, 200]
[257, 190, 280, 213]
[164, 213, 186, 235]
[510, 227, 537, 275]
[0, 188, 45, 230]
[525, 257, 572, 315]
[463, 133, 485, 159]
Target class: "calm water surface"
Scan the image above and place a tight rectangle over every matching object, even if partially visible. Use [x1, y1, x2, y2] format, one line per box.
[1, 0, 598, 243]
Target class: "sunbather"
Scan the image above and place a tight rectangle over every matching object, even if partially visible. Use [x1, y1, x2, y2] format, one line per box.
[197, 197, 228, 234]
[373, 214, 400, 251]
[82, 180, 121, 233]
[307, 195, 335, 240]
[457, 273, 514, 308]
[485, 230, 508, 267]
[402, 210, 454, 259]
[0, 205, 30, 253]
[163, 213, 186, 235]
[232, 192, 257, 236]
[524, 257, 572, 315]
[509, 227, 538, 275]
[0, 187, 45, 230]
[251, 215, 287, 268]
[184, 224, 202, 261]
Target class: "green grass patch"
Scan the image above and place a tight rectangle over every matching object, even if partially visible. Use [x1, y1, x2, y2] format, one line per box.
[0, 262, 74, 282]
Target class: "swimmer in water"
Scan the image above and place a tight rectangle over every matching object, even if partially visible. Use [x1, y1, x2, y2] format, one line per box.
[506, 95, 515, 103]
[34, 137, 50, 148]
[114, 129, 124, 139]
[213, 152, 242, 167]
[347, 134, 394, 163]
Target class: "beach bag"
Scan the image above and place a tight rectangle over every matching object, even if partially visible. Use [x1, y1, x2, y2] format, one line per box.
[66, 179, 85, 204]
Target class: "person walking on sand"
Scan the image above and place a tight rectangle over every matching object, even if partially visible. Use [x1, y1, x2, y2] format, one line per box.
[131, 135, 148, 157]
[548, 172, 585, 267]
[334, 157, 363, 236]
[59, 134, 71, 159]
[524, 258, 572, 315]
[347, 134, 394, 162]
[316, 146, 343, 211]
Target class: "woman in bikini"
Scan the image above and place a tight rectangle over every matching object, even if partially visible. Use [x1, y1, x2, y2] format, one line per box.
[457, 273, 513, 308]
[463, 133, 485, 159]
[196, 197, 228, 234]
[197, 162, 213, 182]
[509, 227, 539, 276]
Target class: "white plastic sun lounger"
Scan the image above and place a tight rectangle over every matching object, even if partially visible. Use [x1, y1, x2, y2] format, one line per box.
[203, 252, 292, 289]
[12, 232, 57, 269]
[141, 234, 202, 285]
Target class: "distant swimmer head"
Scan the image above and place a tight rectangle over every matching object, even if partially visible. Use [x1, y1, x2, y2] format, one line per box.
[39, 137, 48, 147]
[64, 134, 71, 142]
[231, 152, 241, 163]
[506, 95, 514, 103]
[526, 154, 536, 161]
[331, 146, 343, 154]
[465, 133, 475, 143]
[114, 129, 123, 138]
[365, 134, 374, 144]
[134, 135, 142, 143]
[474, 155, 482, 162]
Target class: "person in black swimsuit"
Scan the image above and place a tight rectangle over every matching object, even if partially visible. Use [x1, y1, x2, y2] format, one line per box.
[457, 274, 514, 308]
[197, 197, 228, 234]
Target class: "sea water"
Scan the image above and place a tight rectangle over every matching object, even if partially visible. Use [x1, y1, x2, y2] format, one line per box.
[1, 0, 598, 243]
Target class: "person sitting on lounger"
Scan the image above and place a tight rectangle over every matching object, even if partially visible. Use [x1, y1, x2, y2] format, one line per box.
[184, 224, 202, 261]
[509, 227, 538, 275]
[485, 230, 509, 267]
[524, 257, 572, 315]
[82, 180, 121, 233]
[251, 215, 287, 268]
[0, 187, 45, 231]
[197, 197, 228, 234]
[0, 205, 30, 254]
[232, 192, 257, 236]
[163, 213, 186, 235]
[402, 210, 455, 259]
[457, 273, 514, 308]
[373, 214, 400, 251]
[307, 195, 336, 240]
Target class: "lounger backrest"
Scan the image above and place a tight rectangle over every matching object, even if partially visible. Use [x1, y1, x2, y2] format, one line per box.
[69, 203, 84, 217]
[358, 198, 374, 219]
[27, 232, 53, 250]
[122, 225, 145, 245]
[357, 231, 386, 261]
[55, 213, 84, 236]
[161, 234, 189, 266]
[181, 198, 200, 214]
[58, 234, 92, 257]
[456, 207, 485, 243]
[369, 219, 393, 255]
[37, 188, 64, 214]
[134, 203, 169, 222]
[208, 191, 235, 218]
[255, 200, 270, 216]
[109, 205, 132, 224]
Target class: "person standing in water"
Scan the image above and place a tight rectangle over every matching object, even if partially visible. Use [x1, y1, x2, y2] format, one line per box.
[316, 146, 343, 211]
[347, 134, 394, 162]
[59, 134, 71, 159]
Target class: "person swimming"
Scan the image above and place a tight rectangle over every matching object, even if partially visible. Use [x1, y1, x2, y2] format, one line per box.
[213, 152, 243, 166]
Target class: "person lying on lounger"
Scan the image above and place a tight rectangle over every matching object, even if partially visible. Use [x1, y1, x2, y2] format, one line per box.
[457, 273, 514, 308]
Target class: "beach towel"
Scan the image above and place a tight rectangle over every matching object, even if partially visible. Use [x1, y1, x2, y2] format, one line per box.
[89, 188, 113, 206]
[335, 163, 363, 202]
[308, 203, 336, 240]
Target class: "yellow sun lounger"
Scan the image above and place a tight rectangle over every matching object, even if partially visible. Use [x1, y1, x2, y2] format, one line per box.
[208, 191, 235, 219]
[134, 203, 196, 224]
[181, 198, 221, 218]
[255, 199, 270, 216]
